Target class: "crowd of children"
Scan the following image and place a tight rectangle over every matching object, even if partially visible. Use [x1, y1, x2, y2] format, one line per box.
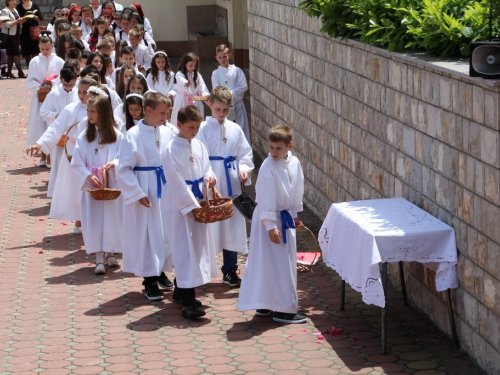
[21, 2, 307, 325]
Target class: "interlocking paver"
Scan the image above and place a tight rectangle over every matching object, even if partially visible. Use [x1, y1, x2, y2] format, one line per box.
[0, 76, 488, 375]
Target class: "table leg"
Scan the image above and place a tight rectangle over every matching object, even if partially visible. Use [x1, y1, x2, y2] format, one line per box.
[340, 280, 345, 312]
[399, 261, 408, 306]
[446, 289, 459, 349]
[381, 263, 388, 355]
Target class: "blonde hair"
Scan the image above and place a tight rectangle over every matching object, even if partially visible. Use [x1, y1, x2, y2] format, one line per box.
[268, 124, 292, 145]
[216, 44, 230, 54]
[210, 86, 233, 105]
[144, 91, 172, 111]
[129, 28, 142, 38]
[70, 25, 82, 34]
[96, 39, 112, 51]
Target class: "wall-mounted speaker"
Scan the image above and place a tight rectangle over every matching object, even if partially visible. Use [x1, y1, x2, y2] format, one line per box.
[470, 41, 500, 79]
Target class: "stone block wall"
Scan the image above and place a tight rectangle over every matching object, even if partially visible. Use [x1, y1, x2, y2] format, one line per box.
[38, 0, 64, 23]
[248, 0, 500, 373]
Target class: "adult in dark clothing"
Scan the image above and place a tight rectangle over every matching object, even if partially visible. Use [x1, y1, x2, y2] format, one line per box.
[16, 0, 43, 67]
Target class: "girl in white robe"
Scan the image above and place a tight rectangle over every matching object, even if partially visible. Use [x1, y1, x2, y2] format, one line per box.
[170, 53, 209, 126]
[161, 105, 217, 320]
[117, 93, 176, 301]
[113, 74, 148, 124]
[71, 92, 124, 275]
[212, 45, 251, 143]
[26, 78, 98, 237]
[146, 52, 176, 98]
[25, 33, 65, 166]
[197, 106, 254, 285]
[237, 125, 306, 324]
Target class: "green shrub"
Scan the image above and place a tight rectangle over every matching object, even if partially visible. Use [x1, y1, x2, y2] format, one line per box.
[299, 0, 500, 57]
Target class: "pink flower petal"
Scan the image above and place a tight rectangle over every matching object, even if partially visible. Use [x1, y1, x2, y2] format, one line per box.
[38, 251, 43, 254]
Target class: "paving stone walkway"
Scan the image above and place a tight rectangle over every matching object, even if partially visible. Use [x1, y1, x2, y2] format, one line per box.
[0, 78, 486, 374]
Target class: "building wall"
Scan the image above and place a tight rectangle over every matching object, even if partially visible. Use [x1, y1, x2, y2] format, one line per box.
[248, 1, 500, 374]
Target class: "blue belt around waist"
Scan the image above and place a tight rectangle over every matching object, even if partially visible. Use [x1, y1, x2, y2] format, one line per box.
[209, 155, 236, 196]
[185, 177, 204, 200]
[280, 210, 296, 244]
[133, 166, 166, 198]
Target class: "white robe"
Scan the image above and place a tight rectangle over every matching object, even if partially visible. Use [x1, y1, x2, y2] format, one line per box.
[39, 84, 76, 197]
[146, 71, 176, 97]
[36, 101, 87, 203]
[170, 71, 209, 126]
[197, 117, 254, 253]
[117, 121, 175, 277]
[237, 152, 305, 314]
[113, 103, 125, 125]
[25, 54, 65, 146]
[71, 127, 124, 254]
[161, 136, 218, 288]
[211, 65, 251, 143]
[134, 44, 152, 71]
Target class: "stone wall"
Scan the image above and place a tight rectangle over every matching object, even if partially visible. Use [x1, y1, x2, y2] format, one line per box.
[248, 0, 500, 373]
[38, 0, 63, 22]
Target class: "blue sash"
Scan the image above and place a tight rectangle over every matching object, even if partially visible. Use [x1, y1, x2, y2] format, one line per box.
[133, 166, 167, 198]
[280, 210, 296, 245]
[209, 155, 236, 196]
[185, 177, 204, 200]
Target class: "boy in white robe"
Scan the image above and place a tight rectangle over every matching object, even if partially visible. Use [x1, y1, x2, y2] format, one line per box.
[161, 105, 218, 320]
[25, 33, 65, 167]
[237, 125, 306, 324]
[39, 67, 78, 198]
[71, 91, 124, 275]
[117, 92, 176, 301]
[197, 87, 254, 287]
[129, 28, 151, 73]
[211, 44, 251, 144]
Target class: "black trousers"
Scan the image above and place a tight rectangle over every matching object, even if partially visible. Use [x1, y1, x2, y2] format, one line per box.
[174, 278, 195, 306]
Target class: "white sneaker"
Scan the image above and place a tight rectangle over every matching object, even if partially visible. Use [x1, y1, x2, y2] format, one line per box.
[46, 163, 51, 169]
[73, 226, 82, 235]
[106, 254, 119, 267]
[94, 263, 105, 275]
[38, 160, 46, 167]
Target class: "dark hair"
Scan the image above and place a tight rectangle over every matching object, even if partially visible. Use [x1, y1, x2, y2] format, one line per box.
[177, 105, 203, 124]
[81, 50, 90, 60]
[86, 95, 117, 144]
[124, 94, 143, 130]
[123, 74, 148, 101]
[55, 21, 71, 40]
[73, 38, 85, 51]
[80, 64, 100, 82]
[114, 39, 129, 68]
[150, 52, 172, 85]
[67, 47, 82, 60]
[39, 31, 53, 45]
[115, 64, 134, 98]
[130, 12, 143, 25]
[86, 52, 107, 84]
[81, 5, 92, 15]
[177, 53, 200, 88]
[56, 33, 75, 59]
[59, 66, 78, 82]
[121, 46, 134, 57]
[50, 6, 62, 25]
[268, 124, 292, 145]
[63, 59, 80, 70]
[88, 17, 108, 51]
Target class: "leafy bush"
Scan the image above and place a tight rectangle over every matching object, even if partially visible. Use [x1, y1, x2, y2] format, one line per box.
[299, 0, 500, 57]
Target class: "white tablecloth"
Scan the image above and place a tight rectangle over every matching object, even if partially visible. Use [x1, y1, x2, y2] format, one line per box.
[319, 198, 458, 308]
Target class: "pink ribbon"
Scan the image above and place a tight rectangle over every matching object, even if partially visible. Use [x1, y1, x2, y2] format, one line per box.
[86, 163, 103, 185]
[178, 92, 194, 105]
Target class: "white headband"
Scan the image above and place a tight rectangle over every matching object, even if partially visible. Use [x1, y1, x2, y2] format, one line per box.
[126, 93, 143, 100]
[153, 51, 168, 58]
[87, 86, 109, 99]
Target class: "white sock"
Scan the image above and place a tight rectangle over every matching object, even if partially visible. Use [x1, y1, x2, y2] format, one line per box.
[95, 251, 104, 264]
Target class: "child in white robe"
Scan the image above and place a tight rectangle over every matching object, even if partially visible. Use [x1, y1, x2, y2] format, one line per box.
[39, 66, 78, 198]
[237, 125, 306, 324]
[146, 52, 176, 99]
[25, 32, 65, 167]
[113, 74, 148, 125]
[197, 87, 254, 287]
[117, 92, 176, 301]
[171, 53, 210, 126]
[211, 44, 251, 143]
[71, 90, 124, 275]
[161, 105, 217, 320]
[26, 77, 99, 235]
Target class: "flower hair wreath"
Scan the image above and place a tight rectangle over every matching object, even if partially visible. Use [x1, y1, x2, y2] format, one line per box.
[87, 86, 109, 99]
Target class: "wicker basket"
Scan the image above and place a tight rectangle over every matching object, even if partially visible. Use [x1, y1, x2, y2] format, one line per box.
[193, 185, 233, 223]
[296, 225, 321, 273]
[37, 82, 52, 103]
[193, 96, 210, 102]
[86, 168, 121, 201]
[62, 122, 79, 162]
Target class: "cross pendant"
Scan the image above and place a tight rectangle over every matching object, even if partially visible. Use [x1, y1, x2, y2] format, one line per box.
[223, 137, 227, 143]
[190, 156, 195, 165]
[94, 148, 98, 154]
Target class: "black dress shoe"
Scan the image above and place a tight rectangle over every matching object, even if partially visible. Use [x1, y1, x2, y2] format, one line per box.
[1, 69, 7, 77]
[6, 72, 16, 79]
[182, 303, 206, 320]
[17, 72, 27, 79]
